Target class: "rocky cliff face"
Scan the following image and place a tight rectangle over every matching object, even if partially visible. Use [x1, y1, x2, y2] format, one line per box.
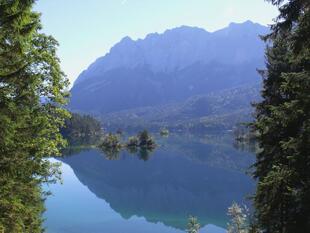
[69, 21, 268, 129]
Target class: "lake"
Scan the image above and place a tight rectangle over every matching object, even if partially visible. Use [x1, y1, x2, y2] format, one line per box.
[44, 134, 255, 233]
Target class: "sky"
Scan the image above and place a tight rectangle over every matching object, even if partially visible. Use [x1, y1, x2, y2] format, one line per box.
[34, 0, 279, 86]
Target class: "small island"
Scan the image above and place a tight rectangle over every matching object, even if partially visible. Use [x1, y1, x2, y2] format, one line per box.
[98, 130, 157, 159]
[160, 128, 170, 137]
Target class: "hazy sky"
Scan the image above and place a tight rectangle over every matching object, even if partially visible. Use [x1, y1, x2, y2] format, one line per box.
[34, 0, 279, 86]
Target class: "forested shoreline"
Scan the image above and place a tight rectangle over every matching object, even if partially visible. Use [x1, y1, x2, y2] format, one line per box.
[0, 0, 309, 233]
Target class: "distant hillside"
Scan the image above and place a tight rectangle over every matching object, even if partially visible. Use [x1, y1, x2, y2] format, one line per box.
[100, 85, 261, 132]
[69, 21, 268, 131]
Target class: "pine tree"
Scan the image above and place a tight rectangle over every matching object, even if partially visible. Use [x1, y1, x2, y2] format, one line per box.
[186, 216, 200, 233]
[0, 1, 69, 232]
[227, 203, 249, 233]
[253, 0, 310, 232]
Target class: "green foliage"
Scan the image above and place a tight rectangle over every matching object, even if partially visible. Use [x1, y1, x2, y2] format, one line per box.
[138, 130, 156, 149]
[0, 0, 69, 232]
[99, 133, 122, 150]
[98, 131, 157, 160]
[125, 132, 156, 160]
[98, 133, 122, 159]
[186, 216, 200, 233]
[126, 136, 139, 148]
[253, 1, 310, 232]
[61, 113, 103, 146]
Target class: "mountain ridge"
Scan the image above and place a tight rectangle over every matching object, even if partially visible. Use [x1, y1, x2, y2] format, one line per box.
[69, 21, 268, 131]
[74, 21, 268, 85]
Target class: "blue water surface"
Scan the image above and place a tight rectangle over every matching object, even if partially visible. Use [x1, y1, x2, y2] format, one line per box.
[44, 134, 254, 233]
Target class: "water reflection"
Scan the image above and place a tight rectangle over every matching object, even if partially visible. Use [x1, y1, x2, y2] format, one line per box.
[101, 147, 122, 160]
[98, 145, 155, 161]
[56, 134, 254, 231]
[137, 147, 155, 161]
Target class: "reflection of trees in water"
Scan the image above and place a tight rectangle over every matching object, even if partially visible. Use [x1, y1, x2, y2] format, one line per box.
[100, 147, 122, 160]
[62, 146, 255, 230]
[233, 140, 258, 154]
[126, 145, 139, 154]
[137, 147, 155, 161]
[98, 130, 157, 161]
[99, 146, 155, 161]
[61, 146, 91, 157]
[126, 144, 156, 161]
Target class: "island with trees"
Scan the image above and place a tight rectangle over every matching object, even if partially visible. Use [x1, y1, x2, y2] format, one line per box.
[98, 130, 157, 160]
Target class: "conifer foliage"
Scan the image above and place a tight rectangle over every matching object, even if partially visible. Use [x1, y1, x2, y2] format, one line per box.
[253, 0, 310, 232]
[0, 1, 69, 232]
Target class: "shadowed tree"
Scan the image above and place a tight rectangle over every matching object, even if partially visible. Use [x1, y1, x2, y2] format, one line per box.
[252, 0, 310, 232]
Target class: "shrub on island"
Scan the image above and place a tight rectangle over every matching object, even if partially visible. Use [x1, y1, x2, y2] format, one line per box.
[99, 133, 122, 150]
[138, 130, 156, 149]
[160, 128, 169, 136]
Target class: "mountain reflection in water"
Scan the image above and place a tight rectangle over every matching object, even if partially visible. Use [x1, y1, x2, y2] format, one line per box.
[45, 134, 255, 233]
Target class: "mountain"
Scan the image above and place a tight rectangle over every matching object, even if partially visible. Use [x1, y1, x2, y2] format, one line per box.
[69, 21, 268, 130]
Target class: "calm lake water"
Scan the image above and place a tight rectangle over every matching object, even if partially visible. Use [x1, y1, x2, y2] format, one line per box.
[44, 134, 255, 233]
